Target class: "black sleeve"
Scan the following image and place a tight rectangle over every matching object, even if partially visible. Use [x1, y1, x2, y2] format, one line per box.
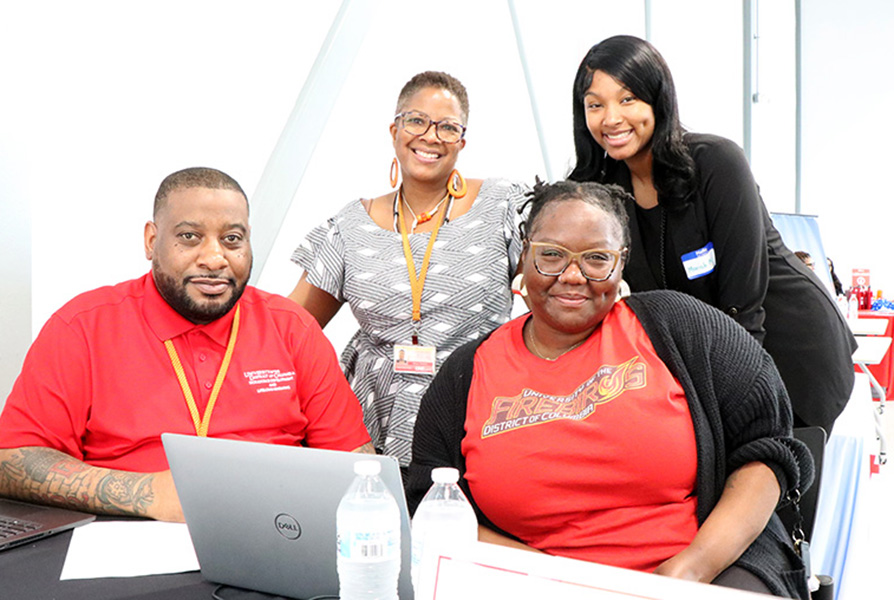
[693, 136, 770, 342]
[695, 296, 814, 501]
[720, 351, 814, 502]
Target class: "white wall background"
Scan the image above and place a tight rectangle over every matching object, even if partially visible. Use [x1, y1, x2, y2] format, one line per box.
[3, 0, 888, 404]
[749, 0, 798, 213]
[251, 0, 742, 358]
[801, 0, 894, 294]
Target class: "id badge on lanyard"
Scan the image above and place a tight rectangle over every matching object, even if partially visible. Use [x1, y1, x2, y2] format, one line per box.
[394, 191, 444, 375]
[393, 343, 436, 375]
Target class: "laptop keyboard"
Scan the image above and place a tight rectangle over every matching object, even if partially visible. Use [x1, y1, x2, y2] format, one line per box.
[0, 515, 41, 540]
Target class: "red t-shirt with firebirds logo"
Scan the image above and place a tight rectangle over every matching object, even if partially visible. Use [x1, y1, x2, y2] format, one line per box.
[462, 300, 699, 571]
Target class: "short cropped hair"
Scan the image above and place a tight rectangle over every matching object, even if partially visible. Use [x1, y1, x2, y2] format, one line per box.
[153, 167, 247, 217]
[395, 71, 470, 124]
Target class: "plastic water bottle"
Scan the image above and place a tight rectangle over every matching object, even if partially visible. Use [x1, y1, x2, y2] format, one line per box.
[411, 467, 477, 591]
[336, 460, 400, 600]
[847, 289, 859, 320]
[836, 294, 848, 317]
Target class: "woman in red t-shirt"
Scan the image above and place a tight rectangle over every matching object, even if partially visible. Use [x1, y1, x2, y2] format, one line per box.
[408, 180, 813, 599]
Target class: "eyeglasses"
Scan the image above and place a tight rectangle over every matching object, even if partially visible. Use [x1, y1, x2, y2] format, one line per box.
[528, 242, 627, 282]
[394, 110, 466, 144]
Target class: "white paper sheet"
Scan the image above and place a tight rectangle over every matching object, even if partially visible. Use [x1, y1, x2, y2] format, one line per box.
[416, 541, 770, 600]
[60, 520, 199, 580]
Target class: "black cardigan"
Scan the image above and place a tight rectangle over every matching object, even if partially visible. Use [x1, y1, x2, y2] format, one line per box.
[409, 291, 813, 599]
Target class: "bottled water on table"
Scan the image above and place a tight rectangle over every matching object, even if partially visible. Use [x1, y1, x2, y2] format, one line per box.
[337, 460, 400, 600]
[411, 467, 477, 591]
[847, 289, 859, 320]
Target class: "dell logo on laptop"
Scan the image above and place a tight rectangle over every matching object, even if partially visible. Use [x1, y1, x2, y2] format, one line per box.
[274, 513, 302, 540]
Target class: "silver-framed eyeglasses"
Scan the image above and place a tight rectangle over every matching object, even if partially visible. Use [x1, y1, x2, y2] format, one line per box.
[394, 110, 466, 143]
[528, 242, 628, 282]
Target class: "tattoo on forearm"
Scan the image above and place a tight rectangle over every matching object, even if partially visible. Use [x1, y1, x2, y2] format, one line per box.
[96, 472, 156, 515]
[21, 450, 61, 483]
[353, 442, 376, 455]
[0, 447, 157, 517]
[0, 453, 26, 488]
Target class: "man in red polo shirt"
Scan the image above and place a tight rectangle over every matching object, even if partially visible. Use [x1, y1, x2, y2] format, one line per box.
[0, 167, 371, 522]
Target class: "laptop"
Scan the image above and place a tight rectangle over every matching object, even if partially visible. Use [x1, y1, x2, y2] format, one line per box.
[0, 498, 95, 551]
[162, 433, 414, 599]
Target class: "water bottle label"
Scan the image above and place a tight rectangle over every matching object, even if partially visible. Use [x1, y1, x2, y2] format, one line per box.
[411, 535, 426, 574]
[338, 530, 399, 562]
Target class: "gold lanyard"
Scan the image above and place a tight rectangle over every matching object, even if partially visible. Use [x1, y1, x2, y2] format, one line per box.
[397, 191, 449, 344]
[163, 304, 241, 437]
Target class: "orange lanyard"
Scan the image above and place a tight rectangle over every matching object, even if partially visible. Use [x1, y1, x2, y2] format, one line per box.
[164, 304, 241, 437]
[397, 192, 449, 344]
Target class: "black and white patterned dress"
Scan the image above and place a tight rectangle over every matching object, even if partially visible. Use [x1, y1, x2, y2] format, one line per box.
[292, 178, 527, 465]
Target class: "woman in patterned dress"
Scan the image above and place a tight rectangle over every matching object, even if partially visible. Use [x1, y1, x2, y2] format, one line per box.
[289, 71, 527, 469]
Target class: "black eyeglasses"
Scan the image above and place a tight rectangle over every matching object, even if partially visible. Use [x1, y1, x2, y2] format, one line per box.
[528, 242, 627, 282]
[394, 110, 466, 144]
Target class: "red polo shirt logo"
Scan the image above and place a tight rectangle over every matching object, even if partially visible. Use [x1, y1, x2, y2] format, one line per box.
[243, 369, 297, 394]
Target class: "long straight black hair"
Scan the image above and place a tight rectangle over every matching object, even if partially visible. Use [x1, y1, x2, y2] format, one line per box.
[568, 35, 696, 209]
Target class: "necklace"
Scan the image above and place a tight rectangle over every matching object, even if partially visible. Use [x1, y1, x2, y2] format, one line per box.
[407, 193, 449, 226]
[525, 323, 586, 361]
[393, 189, 451, 233]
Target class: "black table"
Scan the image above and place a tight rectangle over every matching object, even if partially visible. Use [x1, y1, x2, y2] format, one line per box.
[1, 523, 297, 600]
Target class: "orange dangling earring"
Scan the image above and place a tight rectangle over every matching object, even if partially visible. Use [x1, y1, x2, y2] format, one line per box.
[447, 169, 467, 198]
[390, 158, 399, 188]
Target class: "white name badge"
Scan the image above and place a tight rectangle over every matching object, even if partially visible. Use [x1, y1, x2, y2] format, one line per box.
[394, 344, 437, 375]
[681, 242, 716, 280]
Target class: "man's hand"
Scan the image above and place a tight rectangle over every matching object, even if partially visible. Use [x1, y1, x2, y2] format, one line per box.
[144, 470, 185, 522]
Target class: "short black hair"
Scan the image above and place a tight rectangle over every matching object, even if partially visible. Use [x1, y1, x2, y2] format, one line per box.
[395, 71, 470, 124]
[154, 167, 247, 218]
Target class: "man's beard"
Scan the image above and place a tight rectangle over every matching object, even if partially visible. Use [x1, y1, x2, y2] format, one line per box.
[152, 263, 249, 324]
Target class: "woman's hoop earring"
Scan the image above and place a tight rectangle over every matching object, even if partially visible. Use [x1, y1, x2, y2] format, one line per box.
[511, 273, 528, 298]
[616, 279, 630, 302]
[447, 169, 467, 198]
[390, 158, 399, 188]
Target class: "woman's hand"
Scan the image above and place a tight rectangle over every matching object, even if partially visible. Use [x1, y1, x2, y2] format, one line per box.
[653, 547, 708, 582]
[654, 461, 780, 583]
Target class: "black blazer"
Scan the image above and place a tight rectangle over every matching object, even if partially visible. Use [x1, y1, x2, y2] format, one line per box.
[610, 133, 856, 432]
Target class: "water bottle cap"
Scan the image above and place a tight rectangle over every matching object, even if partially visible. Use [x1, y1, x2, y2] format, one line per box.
[431, 467, 460, 484]
[353, 460, 382, 476]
